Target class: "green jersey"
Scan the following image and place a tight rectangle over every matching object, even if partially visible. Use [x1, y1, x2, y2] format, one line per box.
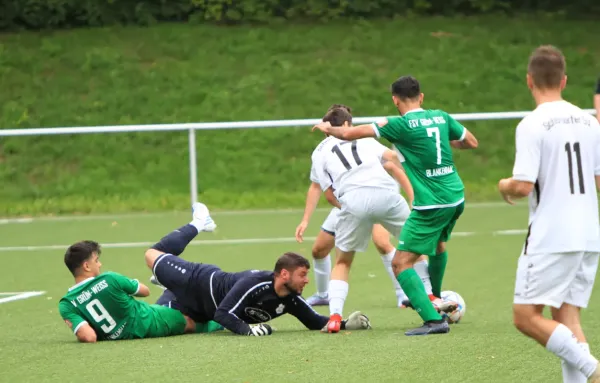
[372, 109, 466, 209]
[59, 271, 183, 341]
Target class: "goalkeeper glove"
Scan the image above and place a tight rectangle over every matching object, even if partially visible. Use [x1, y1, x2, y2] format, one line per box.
[248, 324, 273, 336]
[342, 311, 372, 330]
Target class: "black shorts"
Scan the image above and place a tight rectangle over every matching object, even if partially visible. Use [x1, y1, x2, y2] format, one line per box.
[152, 254, 221, 322]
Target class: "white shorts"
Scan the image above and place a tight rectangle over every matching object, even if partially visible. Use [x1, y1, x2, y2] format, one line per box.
[321, 207, 340, 236]
[335, 188, 410, 253]
[513, 251, 600, 308]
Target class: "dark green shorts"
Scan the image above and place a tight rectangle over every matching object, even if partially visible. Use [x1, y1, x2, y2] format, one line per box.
[397, 202, 465, 257]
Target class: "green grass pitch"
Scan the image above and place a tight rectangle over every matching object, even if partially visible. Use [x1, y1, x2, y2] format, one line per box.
[0, 203, 598, 382]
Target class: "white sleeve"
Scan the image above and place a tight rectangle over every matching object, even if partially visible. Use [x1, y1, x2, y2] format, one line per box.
[309, 162, 319, 183]
[595, 123, 600, 175]
[512, 119, 541, 183]
[313, 153, 332, 191]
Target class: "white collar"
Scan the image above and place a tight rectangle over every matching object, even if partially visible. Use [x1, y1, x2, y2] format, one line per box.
[403, 108, 424, 116]
[68, 277, 94, 291]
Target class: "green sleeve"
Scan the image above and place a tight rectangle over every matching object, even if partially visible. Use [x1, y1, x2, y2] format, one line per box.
[372, 116, 406, 142]
[445, 112, 466, 141]
[106, 272, 140, 295]
[59, 300, 87, 335]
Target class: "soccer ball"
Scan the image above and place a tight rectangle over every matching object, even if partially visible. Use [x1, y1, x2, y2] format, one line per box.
[440, 290, 466, 324]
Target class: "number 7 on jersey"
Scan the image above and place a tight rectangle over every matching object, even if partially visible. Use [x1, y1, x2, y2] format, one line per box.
[427, 127, 442, 165]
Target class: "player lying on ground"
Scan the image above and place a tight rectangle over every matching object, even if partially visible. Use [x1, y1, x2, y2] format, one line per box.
[313, 75, 478, 335]
[58, 241, 222, 343]
[145, 202, 372, 336]
[309, 105, 448, 333]
[296, 104, 433, 308]
[498, 45, 600, 383]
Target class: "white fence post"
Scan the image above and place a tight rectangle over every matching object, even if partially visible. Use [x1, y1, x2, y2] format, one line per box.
[188, 128, 198, 205]
[0, 109, 596, 206]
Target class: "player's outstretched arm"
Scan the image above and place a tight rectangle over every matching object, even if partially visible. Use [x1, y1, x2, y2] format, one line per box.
[59, 301, 98, 343]
[382, 149, 414, 206]
[213, 279, 273, 336]
[499, 119, 541, 204]
[296, 182, 322, 243]
[450, 129, 478, 149]
[134, 282, 150, 297]
[288, 297, 372, 331]
[498, 178, 534, 204]
[75, 323, 98, 343]
[312, 121, 376, 141]
[323, 187, 341, 209]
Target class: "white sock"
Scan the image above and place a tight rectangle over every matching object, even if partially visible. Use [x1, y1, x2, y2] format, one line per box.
[561, 343, 590, 383]
[189, 219, 204, 232]
[380, 250, 405, 302]
[413, 260, 433, 295]
[328, 280, 349, 316]
[546, 324, 599, 378]
[313, 256, 331, 297]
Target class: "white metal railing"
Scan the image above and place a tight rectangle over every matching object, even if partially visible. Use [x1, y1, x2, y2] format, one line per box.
[1, 109, 597, 205]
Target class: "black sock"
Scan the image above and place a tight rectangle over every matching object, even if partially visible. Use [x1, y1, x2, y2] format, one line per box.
[151, 224, 199, 256]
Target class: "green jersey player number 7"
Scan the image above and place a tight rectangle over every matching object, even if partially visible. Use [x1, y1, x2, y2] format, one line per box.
[312, 75, 478, 336]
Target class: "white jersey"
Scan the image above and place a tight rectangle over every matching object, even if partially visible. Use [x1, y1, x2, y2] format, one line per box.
[512, 100, 600, 254]
[310, 136, 398, 198]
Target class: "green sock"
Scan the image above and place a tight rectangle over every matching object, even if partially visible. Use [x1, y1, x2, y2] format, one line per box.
[195, 321, 224, 333]
[397, 268, 442, 322]
[428, 251, 448, 298]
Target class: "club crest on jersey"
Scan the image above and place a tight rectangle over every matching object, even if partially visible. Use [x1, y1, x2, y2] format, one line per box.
[245, 307, 272, 322]
[275, 304, 285, 314]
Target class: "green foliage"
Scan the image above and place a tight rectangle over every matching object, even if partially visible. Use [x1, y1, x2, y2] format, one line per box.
[1, 0, 598, 30]
[1, 17, 599, 215]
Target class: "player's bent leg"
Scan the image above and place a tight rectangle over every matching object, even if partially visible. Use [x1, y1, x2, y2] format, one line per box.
[425, 241, 456, 313]
[371, 224, 394, 254]
[513, 252, 600, 380]
[143, 304, 190, 338]
[552, 304, 585, 342]
[512, 302, 600, 381]
[150, 253, 198, 302]
[325, 206, 370, 334]
[307, 229, 335, 306]
[371, 224, 408, 306]
[393, 249, 448, 335]
[553, 253, 600, 382]
[551, 304, 589, 383]
[145, 248, 164, 270]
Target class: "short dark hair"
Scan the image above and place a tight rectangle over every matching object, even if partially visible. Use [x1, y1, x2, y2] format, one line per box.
[391, 76, 421, 101]
[274, 252, 310, 274]
[64, 240, 101, 276]
[323, 107, 352, 127]
[327, 104, 352, 114]
[527, 45, 566, 90]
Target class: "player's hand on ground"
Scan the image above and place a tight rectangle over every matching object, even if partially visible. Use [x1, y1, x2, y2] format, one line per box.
[498, 178, 515, 205]
[312, 121, 331, 133]
[295, 221, 308, 243]
[342, 311, 372, 330]
[248, 324, 273, 336]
